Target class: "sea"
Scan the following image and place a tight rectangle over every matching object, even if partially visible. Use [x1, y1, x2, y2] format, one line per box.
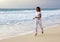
[0, 8, 60, 39]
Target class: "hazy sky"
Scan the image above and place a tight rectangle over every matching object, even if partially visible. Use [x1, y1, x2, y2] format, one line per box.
[0, 0, 60, 8]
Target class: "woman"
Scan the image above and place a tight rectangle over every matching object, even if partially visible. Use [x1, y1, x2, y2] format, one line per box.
[33, 6, 43, 36]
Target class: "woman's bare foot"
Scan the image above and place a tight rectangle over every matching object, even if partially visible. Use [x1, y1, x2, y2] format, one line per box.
[42, 31, 44, 34]
[35, 33, 37, 36]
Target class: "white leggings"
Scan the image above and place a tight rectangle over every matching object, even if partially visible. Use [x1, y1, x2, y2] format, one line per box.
[35, 19, 43, 33]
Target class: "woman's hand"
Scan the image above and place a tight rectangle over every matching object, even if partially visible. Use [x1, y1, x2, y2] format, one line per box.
[33, 18, 35, 19]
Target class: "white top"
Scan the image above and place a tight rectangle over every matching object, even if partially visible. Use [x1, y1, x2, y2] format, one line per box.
[35, 12, 41, 20]
[35, 12, 41, 17]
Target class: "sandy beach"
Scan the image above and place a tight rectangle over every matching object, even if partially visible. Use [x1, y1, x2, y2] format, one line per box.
[0, 24, 60, 42]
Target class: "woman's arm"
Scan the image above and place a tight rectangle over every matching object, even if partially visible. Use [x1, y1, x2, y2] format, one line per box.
[33, 14, 41, 19]
[35, 14, 41, 18]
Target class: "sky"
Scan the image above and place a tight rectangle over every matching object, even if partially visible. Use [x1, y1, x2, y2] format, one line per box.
[0, 0, 60, 9]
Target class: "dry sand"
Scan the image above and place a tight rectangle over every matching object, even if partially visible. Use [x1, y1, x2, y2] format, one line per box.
[0, 24, 60, 42]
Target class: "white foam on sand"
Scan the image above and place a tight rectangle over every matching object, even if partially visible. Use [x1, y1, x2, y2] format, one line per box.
[0, 30, 34, 40]
[0, 22, 35, 40]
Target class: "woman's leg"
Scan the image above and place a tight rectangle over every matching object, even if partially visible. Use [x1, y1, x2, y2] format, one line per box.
[39, 20, 44, 34]
[35, 20, 39, 36]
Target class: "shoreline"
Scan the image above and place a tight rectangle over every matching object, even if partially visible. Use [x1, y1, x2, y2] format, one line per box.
[0, 24, 60, 40]
[0, 24, 60, 42]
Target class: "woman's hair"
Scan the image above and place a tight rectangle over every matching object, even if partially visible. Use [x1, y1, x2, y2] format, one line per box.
[36, 6, 41, 12]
